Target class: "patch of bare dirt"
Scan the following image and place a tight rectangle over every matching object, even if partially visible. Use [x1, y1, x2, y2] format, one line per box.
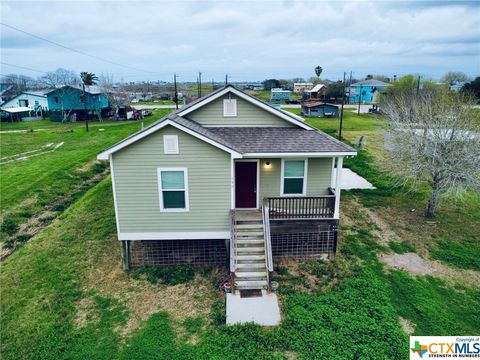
[74, 297, 97, 328]
[399, 317, 415, 335]
[80, 238, 221, 338]
[380, 252, 434, 275]
[342, 197, 480, 288]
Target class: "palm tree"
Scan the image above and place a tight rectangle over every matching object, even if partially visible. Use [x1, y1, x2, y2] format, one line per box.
[80, 71, 98, 131]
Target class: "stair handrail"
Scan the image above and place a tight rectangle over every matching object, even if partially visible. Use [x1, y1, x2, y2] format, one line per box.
[262, 198, 274, 272]
[229, 210, 237, 273]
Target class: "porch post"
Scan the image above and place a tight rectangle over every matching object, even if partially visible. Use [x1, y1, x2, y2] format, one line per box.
[230, 156, 235, 209]
[120, 240, 131, 271]
[333, 157, 343, 219]
[330, 157, 336, 188]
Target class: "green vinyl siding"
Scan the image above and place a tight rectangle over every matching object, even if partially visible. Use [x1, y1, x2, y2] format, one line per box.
[112, 125, 231, 233]
[257, 158, 332, 200]
[187, 94, 295, 127]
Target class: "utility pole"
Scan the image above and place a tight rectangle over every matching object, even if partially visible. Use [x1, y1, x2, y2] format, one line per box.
[339, 72, 346, 141]
[212, 79, 215, 91]
[173, 73, 178, 110]
[416, 75, 421, 95]
[82, 82, 89, 132]
[357, 85, 363, 115]
[225, 74, 228, 86]
[198, 72, 202, 97]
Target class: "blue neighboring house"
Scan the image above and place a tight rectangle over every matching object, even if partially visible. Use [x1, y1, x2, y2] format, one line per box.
[349, 79, 390, 104]
[301, 101, 339, 118]
[46, 85, 109, 121]
[271, 88, 290, 101]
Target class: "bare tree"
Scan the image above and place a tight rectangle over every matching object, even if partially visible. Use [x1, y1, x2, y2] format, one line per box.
[441, 71, 469, 86]
[381, 89, 480, 218]
[39, 68, 79, 88]
[39, 68, 80, 122]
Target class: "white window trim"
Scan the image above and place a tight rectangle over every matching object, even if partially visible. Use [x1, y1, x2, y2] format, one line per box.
[157, 167, 189, 212]
[223, 98, 237, 117]
[280, 159, 308, 196]
[163, 135, 179, 154]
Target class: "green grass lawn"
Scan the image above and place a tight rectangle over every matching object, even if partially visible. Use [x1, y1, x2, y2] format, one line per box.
[1, 108, 479, 358]
[130, 100, 176, 106]
[0, 110, 172, 246]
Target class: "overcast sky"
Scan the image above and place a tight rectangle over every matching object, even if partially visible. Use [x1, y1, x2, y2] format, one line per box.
[1, 0, 479, 82]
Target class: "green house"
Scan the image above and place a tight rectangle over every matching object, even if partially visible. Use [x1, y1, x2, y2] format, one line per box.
[97, 85, 356, 292]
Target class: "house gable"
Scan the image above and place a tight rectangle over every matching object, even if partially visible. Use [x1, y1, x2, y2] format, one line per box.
[179, 86, 311, 129]
[185, 93, 296, 127]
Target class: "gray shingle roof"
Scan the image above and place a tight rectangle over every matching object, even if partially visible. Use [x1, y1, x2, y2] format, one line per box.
[207, 127, 354, 153]
[98, 85, 355, 158]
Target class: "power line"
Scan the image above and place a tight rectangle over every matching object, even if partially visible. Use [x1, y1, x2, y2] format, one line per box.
[0, 62, 48, 74]
[1, 22, 155, 74]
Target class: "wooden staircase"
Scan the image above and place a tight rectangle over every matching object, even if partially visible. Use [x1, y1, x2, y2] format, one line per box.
[231, 211, 269, 291]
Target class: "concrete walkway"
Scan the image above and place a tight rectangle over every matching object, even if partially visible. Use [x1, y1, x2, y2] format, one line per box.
[226, 292, 281, 326]
[333, 168, 375, 190]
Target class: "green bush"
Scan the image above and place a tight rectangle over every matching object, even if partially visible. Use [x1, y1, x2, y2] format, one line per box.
[389, 240, 416, 254]
[132, 264, 195, 285]
[15, 233, 33, 243]
[92, 161, 108, 174]
[1, 217, 18, 235]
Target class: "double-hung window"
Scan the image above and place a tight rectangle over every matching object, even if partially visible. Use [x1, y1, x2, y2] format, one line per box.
[158, 168, 189, 211]
[282, 160, 307, 195]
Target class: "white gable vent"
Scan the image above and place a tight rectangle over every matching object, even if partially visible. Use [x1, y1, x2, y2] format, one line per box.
[163, 135, 179, 154]
[223, 99, 237, 117]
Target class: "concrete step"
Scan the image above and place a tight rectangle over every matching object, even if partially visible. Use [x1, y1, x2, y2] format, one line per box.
[236, 254, 265, 261]
[236, 247, 265, 253]
[235, 271, 267, 278]
[234, 280, 268, 289]
[237, 239, 265, 245]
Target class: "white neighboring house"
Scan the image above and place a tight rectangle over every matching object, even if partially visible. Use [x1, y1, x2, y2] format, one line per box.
[0, 91, 48, 121]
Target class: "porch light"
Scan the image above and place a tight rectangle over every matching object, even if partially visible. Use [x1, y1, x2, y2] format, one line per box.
[265, 161, 271, 166]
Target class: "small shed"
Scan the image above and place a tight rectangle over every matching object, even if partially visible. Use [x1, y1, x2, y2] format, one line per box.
[293, 83, 313, 93]
[271, 88, 290, 101]
[0, 107, 42, 122]
[305, 84, 326, 99]
[301, 101, 339, 118]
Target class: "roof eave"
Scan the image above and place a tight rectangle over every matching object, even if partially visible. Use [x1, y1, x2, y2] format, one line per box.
[242, 151, 357, 158]
[97, 118, 242, 161]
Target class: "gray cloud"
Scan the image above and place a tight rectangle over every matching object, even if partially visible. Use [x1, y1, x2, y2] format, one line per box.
[1, 0, 479, 82]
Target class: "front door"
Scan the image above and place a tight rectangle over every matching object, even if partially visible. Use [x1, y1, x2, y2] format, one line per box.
[235, 162, 257, 208]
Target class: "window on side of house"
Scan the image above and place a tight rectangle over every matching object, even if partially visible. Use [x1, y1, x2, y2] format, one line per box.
[282, 160, 307, 195]
[223, 98, 237, 117]
[54, 96, 59, 104]
[80, 96, 85, 103]
[163, 135, 179, 154]
[158, 169, 189, 211]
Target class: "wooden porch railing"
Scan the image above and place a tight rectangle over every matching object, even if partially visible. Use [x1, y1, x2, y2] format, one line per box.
[266, 195, 335, 220]
[229, 210, 237, 273]
[262, 198, 274, 272]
